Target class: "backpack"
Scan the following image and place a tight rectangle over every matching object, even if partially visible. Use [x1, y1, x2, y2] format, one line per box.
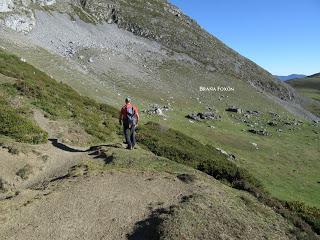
[126, 106, 137, 127]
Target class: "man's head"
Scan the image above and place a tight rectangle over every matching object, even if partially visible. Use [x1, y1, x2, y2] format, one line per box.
[125, 97, 131, 104]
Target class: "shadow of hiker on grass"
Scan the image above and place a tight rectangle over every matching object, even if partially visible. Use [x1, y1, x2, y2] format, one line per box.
[48, 139, 87, 153]
[48, 139, 120, 164]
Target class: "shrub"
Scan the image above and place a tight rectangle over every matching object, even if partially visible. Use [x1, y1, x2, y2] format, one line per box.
[0, 100, 48, 144]
[16, 164, 33, 180]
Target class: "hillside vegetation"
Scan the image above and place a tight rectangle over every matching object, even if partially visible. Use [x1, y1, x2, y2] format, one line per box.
[286, 74, 320, 116]
[0, 1, 320, 238]
[287, 74, 320, 101]
[0, 49, 319, 239]
[0, 49, 119, 144]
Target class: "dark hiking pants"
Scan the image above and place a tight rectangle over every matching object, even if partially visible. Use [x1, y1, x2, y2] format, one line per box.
[123, 123, 136, 149]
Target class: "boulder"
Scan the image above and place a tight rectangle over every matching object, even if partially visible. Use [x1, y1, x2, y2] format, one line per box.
[0, 0, 14, 12]
[226, 106, 242, 114]
[248, 129, 270, 136]
[142, 104, 168, 116]
[267, 121, 278, 126]
[251, 142, 258, 149]
[245, 110, 260, 115]
[186, 111, 221, 121]
[216, 148, 236, 161]
[38, 0, 56, 6]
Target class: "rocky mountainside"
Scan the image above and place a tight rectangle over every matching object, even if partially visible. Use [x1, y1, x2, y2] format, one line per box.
[1, 1, 320, 239]
[0, 0, 305, 103]
[0, 0, 318, 122]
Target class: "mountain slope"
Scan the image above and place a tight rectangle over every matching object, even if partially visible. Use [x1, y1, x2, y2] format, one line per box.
[0, 0, 319, 211]
[1, 0, 316, 117]
[276, 74, 306, 81]
[286, 73, 320, 116]
[1, 1, 320, 238]
[0, 51, 300, 240]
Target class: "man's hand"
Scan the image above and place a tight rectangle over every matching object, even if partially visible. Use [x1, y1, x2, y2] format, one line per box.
[119, 119, 122, 125]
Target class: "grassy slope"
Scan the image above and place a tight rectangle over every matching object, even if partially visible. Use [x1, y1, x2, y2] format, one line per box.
[3, 42, 319, 210]
[0, 49, 319, 237]
[149, 110, 320, 208]
[286, 75, 320, 116]
[287, 75, 320, 101]
[137, 122, 320, 236]
[0, 49, 120, 145]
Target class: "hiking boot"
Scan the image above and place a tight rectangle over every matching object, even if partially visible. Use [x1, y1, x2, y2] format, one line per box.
[126, 145, 133, 150]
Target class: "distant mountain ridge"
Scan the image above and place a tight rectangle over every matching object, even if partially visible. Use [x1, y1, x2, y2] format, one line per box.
[308, 72, 320, 78]
[276, 74, 306, 81]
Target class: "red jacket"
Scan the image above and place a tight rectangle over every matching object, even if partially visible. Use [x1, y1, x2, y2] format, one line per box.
[119, 103, 140, 122]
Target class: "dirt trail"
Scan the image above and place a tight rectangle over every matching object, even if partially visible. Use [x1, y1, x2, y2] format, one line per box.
[0, 171, 191, 240]
[0, 110, 298, 240]
[0, 110, 193, 240]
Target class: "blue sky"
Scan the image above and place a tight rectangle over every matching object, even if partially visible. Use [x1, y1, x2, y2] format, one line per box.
[170, 0, 320, 76]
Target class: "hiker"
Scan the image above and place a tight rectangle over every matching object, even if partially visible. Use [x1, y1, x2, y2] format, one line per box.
[119, 97, 140, 150]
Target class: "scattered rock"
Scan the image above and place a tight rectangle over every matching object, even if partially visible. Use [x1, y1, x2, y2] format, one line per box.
[142, 104, 169, 116]
[251, 142, 259, 149]
[226, 106, 242, 114]
[216, 148, 236, 160]
[88, 57, 94, 63]
[5, 13, 36, 33]
[267, 121, 278, 126]
[269, 112, 280, 118]
[177, 174, 195, 183]
[38, 0, 56, 6]
[246, 110, 260, 116]
[0, 0, 14, 12]
[16, 164, 33, 180]
[248, 129, 270, 136]
[186, 111, 221, 121]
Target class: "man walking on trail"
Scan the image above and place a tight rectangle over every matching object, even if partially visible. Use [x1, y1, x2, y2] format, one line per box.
[119, 97, 140, 150]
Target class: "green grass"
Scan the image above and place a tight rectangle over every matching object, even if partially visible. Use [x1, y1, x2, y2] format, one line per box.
[136, 121, 320, 237]
[137, 122, 262, 191]
[0, 49, 119, 144]
[149, 108, 320, 208]
[286, 76, 320, 116]
[0, 98, 48, 144]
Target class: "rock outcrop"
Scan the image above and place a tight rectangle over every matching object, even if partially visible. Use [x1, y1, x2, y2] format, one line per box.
[0, 0, 14, 13]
